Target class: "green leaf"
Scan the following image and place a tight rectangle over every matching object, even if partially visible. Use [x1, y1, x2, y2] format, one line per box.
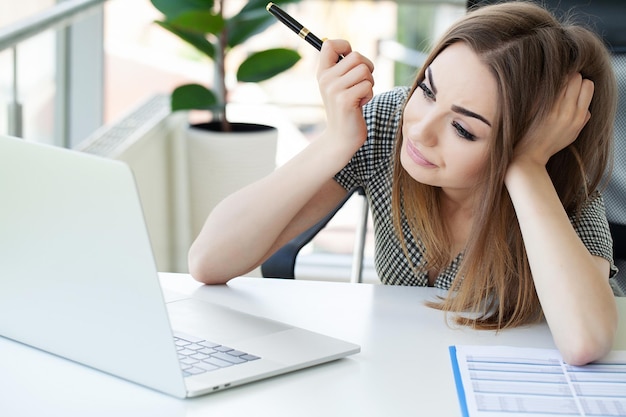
[155, 21, 216, 58]
[150, 0, 213, 19]
[227, 11, 274, 48]
[240, 0, 301, 15]
[168, 10, 224, 35]
[171, 84, 218, 111]
[227, 0, 302, 47]
[237, 49, 301, 83]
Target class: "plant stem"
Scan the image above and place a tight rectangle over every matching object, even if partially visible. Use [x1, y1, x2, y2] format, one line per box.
[215, 0, 230, 132]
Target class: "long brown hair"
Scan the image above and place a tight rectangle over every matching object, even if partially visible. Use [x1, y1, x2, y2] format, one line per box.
[391, 1, 617, 329]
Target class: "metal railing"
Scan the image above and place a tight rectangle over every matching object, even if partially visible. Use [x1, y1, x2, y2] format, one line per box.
[0, 0, 108, 137]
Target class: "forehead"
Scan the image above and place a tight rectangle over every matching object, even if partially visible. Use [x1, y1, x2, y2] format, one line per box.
[428, 42, 498, 123]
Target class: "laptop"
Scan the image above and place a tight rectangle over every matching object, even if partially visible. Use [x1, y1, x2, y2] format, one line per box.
[0, 134, 359, 399]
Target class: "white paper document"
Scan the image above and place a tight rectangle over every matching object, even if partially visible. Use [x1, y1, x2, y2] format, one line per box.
[449, 345, 626, 417]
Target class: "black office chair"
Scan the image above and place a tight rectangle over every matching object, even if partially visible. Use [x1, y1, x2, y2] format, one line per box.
[261, 186, 369, 283]
[603, 21, 626, 296]
[469, 0, 626, 296]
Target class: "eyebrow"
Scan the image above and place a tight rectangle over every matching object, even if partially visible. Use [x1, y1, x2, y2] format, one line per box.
[426, 67, 492, 127]
[427, 67, 437, 95]
[451, 105, 492, 127]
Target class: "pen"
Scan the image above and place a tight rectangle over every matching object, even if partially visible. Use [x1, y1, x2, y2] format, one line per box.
[266, 2, 325, 52]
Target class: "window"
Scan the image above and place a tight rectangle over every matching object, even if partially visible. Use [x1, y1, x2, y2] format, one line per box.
[0, 0, 104, 147]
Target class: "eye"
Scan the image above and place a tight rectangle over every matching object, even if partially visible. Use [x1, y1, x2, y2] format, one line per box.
[418, 82, 435, 101]
[452, 121, 476, 142]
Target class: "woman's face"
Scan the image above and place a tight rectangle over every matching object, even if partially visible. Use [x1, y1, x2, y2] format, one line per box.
[401, 42, 497, 196]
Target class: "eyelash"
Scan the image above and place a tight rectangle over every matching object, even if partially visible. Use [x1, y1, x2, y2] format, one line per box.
[452, 121, 476, 142]
[418, 82, 435, 100]
[417, 82, 477, 142]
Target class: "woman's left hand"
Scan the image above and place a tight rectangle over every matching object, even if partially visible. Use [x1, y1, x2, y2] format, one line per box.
[512, 73, 594, 167]
[503, 73, 616, 366]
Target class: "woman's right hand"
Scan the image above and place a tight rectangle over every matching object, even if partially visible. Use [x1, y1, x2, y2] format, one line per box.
[317, 39, 375, 154]
[187, 40, 374, 285]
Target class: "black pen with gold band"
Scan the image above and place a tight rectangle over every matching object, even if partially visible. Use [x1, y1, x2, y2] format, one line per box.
[266, 2, 324, 51]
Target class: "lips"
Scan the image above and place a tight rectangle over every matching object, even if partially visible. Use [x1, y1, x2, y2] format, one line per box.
[405, 139, 437, 168]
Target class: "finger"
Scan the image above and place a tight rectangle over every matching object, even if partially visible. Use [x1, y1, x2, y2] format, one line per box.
[320, 39, 352, 68]
[328, 50, 375, 80]
[576, 80, 594, 134]
[561, 74, 593, 129]
[326, 67, 374, 109]
[564, 76, 593, 138]
[568, 76, 593, 128]
[547, 74, 574, 117]
[340, 60, 375, 88]
[348, 69, 375, 107]
[562, 73, 583, 110]
[344, 52, 375, 74]
[577, 78, 594, 113]
[358, 83, 375, 107]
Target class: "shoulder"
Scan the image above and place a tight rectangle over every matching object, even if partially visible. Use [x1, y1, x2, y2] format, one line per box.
[334, 88, 409, 189]
[570, 192, 616, 273]
[361, 86, 410, 148]
[571, 191, 609, 226]
[363, 86, 411, 123]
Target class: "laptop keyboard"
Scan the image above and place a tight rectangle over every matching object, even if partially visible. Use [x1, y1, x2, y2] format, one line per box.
[174, 332, 260, 377]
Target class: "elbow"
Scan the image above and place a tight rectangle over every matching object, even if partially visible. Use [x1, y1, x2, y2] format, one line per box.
[187, 248, 230, 285]
[188, 264, 218, 285]
[556, 319, 618, 366]
[550, 284, 619, 366]
[560, 341, 612, 366]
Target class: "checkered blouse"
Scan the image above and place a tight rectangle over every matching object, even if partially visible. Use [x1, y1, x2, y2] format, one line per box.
[334, 87, 616, 288]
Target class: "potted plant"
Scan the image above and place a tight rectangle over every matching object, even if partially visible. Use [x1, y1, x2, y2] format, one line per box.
[150, 0, 301, 130]
[150, 0, 302, 236]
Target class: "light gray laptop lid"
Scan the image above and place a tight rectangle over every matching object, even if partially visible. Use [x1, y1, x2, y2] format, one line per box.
[0, 135, 187, 398]
[0, 135, 360, 398]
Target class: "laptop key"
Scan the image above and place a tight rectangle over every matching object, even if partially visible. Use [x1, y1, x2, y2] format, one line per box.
[204, 357, 233, 368]
[212, 352, 246, 364]
[180, 357, 199, 365]
[173, 332, 261, 377]
[199, 340, 220, 349]
[214, 345, 233, 352]
[195, 362, 220, 372]
[198, 347, 218, 355]
[190, 352, 210, 361]
[186, 343, 206, 351]
[186, 367, 206, 375]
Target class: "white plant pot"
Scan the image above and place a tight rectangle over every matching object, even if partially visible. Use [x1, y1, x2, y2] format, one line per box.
[186, 122, 278, 237]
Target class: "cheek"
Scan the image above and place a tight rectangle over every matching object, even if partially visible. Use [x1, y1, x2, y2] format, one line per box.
[399, 144, 412, 172]
[402, 93, 426, 125]
[449, 145, 489, 179]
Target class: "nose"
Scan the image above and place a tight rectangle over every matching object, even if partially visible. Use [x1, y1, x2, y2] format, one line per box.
[405, 112, 439, 147]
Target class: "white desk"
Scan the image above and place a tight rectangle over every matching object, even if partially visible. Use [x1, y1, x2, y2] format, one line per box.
[2, 274, 625, 417]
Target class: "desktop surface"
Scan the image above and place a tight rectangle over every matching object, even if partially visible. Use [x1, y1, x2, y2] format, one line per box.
[2, 274, 625, 417]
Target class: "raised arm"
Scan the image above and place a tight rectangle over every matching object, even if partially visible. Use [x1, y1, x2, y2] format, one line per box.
[504, 74, 618, 365]
[188, 40, 375, 284]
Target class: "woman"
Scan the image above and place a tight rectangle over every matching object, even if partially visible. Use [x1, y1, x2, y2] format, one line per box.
[188, 1, 618, 365]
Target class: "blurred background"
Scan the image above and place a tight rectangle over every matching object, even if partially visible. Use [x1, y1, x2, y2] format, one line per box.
[0, 0, 466, 282]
